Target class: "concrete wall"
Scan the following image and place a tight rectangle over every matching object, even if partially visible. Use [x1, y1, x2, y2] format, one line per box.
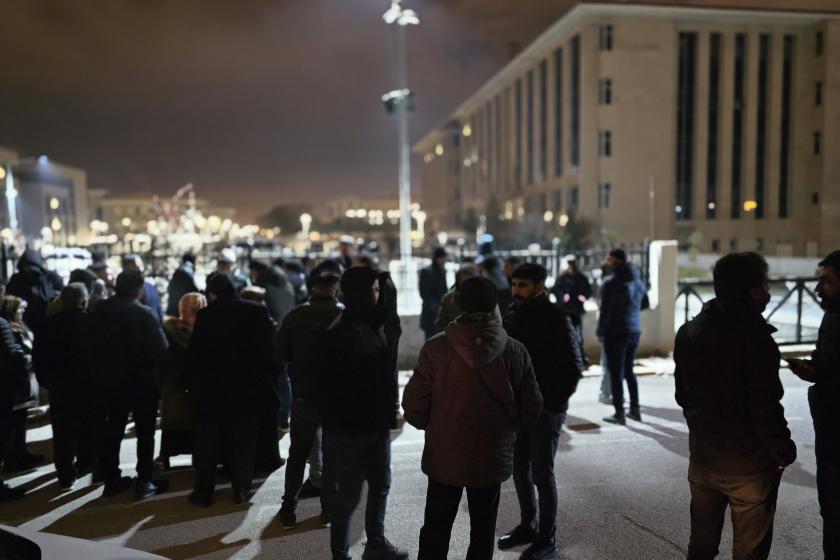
[679, 252, 821, 278]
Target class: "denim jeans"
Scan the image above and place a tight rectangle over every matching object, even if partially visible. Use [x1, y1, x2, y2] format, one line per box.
[100, 385, 158, 484]
[604, 332, 641, 415]
[512, 408, 566, 543]
[323, 429, 391, 560]
[809, 388, 840, 559]
[281, 399, 326, 514]
[687, 463, 782, 560]
[418, 478, 501, 560]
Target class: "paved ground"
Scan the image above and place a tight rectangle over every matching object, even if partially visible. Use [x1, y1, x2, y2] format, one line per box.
[0, 372, 822, 560]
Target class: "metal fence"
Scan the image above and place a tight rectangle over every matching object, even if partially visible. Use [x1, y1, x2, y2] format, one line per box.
[677, 276, 821, 345]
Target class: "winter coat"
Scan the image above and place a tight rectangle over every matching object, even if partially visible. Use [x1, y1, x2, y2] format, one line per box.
[377, 270, 402, 386]
[403, 313, 543, 487]
[160, 317, 197, 431]
[186, 296, 277, 417]
[596, 263, 646, 337]
[809, 311, 840, 446]
[503, 294, 583, 413]
[5, 248, 64, 337]
[277, 295, 343, 403]
[139, 281, 163, 322]
[166, 263, 199, 317]
[674, 298, 797, 475]
[255, 267, 296, 326]
[32, 308, 90, 396]
[0, 317, 27, 417]
[319, 305, 395, 434]
[85, 295, 168, 389]
[206, 269, 250, 295]
[550, 271, 592, 320]
[419, 264, 448, 334]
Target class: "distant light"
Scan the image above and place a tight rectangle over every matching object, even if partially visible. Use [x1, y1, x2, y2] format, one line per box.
[462, 124, 472, 137]
[743, 200, 758, 212]
[0, 168, 5, 180]
[675, 205, 683, 214]
[435, 143, 444, 156]
[38, 155, 49, 165]
[49, 197, 60, 210]
[345, 209, 357, 219]
[543, 211, 554, 222]
[356, 209, 367, 218]
[423, 154, 434, 163]
[121, 217, 132, 227]
[707, 202, 716, 210]
[50, 217, 62, 232]
[558, 213, 570, 227]
[463, 159, 472, 168]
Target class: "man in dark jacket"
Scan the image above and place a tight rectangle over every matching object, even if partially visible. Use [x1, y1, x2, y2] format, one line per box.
[551, 257, 592, 358]
[788, 250, 840, 559]
[597, 249, 647, 424]
[122, 254, 163, 322]
[500, 263, 583, 559]
[419, 247, 448, 340]
[674, 252, 796, 560]
[166, 253, 199, 317]
[277, 274, 343, 529]
[0, 316, 26, 501]
[33, 283, 102, 488]
[187, 272, 278, 507]
[86, 270, 169, 500]
[320, 267, 408, 560]
[404, 275, 543, 560]
[6, 247, 63, 337]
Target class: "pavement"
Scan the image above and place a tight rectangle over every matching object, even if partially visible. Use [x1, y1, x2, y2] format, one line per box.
[0, 371, 823, 560]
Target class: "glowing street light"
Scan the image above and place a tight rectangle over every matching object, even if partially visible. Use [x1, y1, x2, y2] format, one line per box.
[3, 155, 48, 237]
[299, 212, 312, 238]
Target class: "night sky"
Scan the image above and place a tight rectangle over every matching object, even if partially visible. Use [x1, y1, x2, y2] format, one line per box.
[0, 0, 834, 223]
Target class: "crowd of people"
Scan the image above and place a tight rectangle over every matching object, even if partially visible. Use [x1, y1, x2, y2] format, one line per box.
[0, 241, 836, 560]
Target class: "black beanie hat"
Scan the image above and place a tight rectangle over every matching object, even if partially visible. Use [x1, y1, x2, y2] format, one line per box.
[457, 276, 497, 314]
[341, 267, 379, 306]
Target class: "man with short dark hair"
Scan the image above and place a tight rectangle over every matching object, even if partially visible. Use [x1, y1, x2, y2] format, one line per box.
[122, 254, 163, 322]
[674, 252, 796, 560]
[597, 248, 647, 424]
[788, 250, 840, 559]
[419, 247, 448, 339]
[404, 275, 543, 560]
[498, 263, 582, 559]
[166, 253, 199, 317]
[85, 269, 169, 500]
[277, 273, 343, 529]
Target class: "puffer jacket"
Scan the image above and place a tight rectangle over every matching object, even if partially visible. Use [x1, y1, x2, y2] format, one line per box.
[596, 263, 647, 337]
[674, 298, 796, 475]
[403, 313, 543, 487]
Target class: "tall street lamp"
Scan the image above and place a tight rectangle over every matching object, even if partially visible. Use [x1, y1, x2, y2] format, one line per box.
[382, 0, 419, 265]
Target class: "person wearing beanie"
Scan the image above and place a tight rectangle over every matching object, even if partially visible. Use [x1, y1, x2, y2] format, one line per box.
[419, 247, 449, 340]
[165, 253, 199, 317]
[403, 275, 543, 560]
[316, 266, 408, 560]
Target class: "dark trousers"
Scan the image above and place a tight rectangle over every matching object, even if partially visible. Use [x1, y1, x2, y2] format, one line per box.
[278, 373, 292, 428]
[513, 409, 566, 543]
[194, 413, 258, 495]
[687, 463, 781, 560]
[604, 332, 641, 415]
[810, 392, 840, 559]
[50, 391, 103, 481]
[281, 399, 326, 514]
[417, 478, 501, 560]
[324, 429, 391, 560]
[100, 385, 158, 484]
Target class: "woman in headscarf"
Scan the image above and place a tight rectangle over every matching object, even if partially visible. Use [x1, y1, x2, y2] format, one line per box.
[156, 292, 207, 470]
[0, 295, 43, 470]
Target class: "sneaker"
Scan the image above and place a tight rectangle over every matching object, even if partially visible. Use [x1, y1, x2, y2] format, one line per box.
[627, 408, 642, 422]
[188, 490, 213, 507]
[498, 525, 537, 549]
[0, 483, 24, 501]
[603, 414, 626, 426]
[299, 479, 321, 499]
[362, 538, 409, 560]
[319, 511, 330, 528]
[278, 509, 296, 530]
[135, 479, 169, 501]
[102, 476, 133, 497]
[522, 540, 560, 560]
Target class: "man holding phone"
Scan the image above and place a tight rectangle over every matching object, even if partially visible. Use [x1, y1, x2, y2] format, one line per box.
[788, 251, 840, 560]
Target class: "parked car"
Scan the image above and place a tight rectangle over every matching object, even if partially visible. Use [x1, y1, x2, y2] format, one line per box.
[0, 524, 167, 560]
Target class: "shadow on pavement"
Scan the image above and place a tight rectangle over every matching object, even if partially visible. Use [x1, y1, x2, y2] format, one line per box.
[152, 532, 250, 560]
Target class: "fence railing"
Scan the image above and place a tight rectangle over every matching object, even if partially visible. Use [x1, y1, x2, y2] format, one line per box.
[677, 277, 821, 345]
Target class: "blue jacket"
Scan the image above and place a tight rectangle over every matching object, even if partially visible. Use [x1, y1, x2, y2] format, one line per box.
[596, 264, 646, 337]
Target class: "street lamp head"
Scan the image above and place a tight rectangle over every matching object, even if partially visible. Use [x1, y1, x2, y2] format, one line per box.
[38, 155, 49, 165]
[383, 1, 419, 26]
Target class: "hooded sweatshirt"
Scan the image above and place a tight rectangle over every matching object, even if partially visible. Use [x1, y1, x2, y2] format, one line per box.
[6, 248, 64, 336]
[403, 313, 543, 487]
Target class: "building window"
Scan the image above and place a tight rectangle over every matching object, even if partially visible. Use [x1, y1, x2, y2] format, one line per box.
[816, 31, 824, 56]
[598, 79, 612, 105]
[813, 192, 820, 205]
[599, 25, 613, 51]
[731, 33, 747, 219]
[706, 33, 721, 219]
[779, 35, 795, 219]
[729, 239, 738, 251]
[554, 47, 563, 177]
[495, 95, 502, 191]
[676, 32, 697, 221]
[552, 189, 563, 213]
[515, 79, 522, 187]
[816, 81, 823, 106]
[598, 130, 612, 157]
[598, 182, 612, 209]
[711, 239, 720, 252]
[569, 186, 579, 211]
[570, 35, 580, 167]
[527, 70, 534, 185]
[814, 131, 822, 155]
[539, 59, 548, 181]
[754, 34, 770, 219]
